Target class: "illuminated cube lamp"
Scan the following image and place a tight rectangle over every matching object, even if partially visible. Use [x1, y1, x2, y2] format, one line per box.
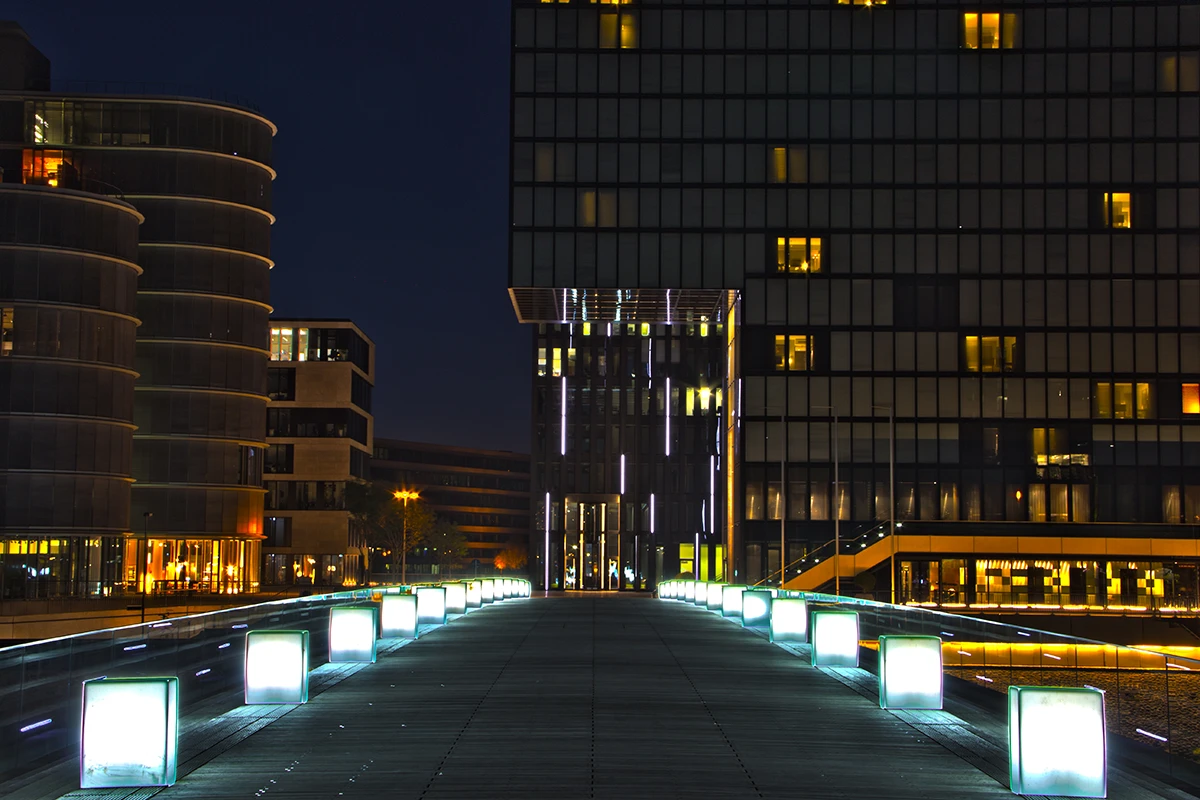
[683, 580, 696, 602]
[80, 677, 179, 788]
[741, 590, 772, 628]
[381, 594, 419, 639]
[466, 581, 483, 608]
[810, 610, 859, 668]
[444, 582, 468, 615]
[721, 585, 746, 617]
[693, 582, 709, 606]
[481, 578, 495, 603]
[330, 605, 378, 663]
[878, 635, 943, 710]
[417, 586, 447, 624]
[769, 597, 808, 643]
[662, 581, 675, 600]
[1009, 686, 1107, 798]
[501, 578, 512, 598]
[244, 630, 310, 704]
[493, 578, 507, 602]
[706, 584, 725, 611]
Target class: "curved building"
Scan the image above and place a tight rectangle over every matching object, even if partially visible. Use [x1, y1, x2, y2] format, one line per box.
[0, 184, 142, 598]
[0, 26, 277, 594]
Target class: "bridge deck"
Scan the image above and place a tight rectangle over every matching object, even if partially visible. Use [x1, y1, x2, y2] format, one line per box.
[25, 595, 1194, 799]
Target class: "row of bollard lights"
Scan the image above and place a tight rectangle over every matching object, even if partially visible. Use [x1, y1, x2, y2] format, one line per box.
[79, 578, 532, 790]
[659, 580, 1107, 799]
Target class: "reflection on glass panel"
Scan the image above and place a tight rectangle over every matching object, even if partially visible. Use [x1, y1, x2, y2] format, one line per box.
[1028, 484, 1047, 522]
[1104, 192, 1132, 228]
[766, 481, 783, 521]
[1072, 485, 1091, 522]
[535, 144, 554, 181]
[745, 482, 763, 521]
[940, 483, 959, 520]
[1161, 54, 1200, 92]
[769, 146, 806, 183]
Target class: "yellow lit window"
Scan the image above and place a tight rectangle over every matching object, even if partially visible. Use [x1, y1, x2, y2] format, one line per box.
[838, 0, 885, 4]
[963, 12, 1016, 49]
[1184, 384, 1200, 415]
[769, 147, 807, 183]
[774, 335, 787, 371]
[1162, 54, 1200, 92]
[600, 13, 638, 48]
[776, 237, 822, 273]
[1104, 192, 1131, 229]
[679, 543, 695, 576]
[640, 322, 650, 337]
[537, 347, 548, 377]
[567, 347, 577, 376]
[1137, 382, 1154, 419]
[579, 191, 596, 227]
[21, 149, 70, 187]
[788, 335, 811, 371]
[579, 190, 616, 227]
[552, 347, 563, 377]
[699, 322, 709, 337]
[964, 335, 1017, 372]
[1095, 381, 1154, 419]
[1, 307, 12, 356]
[699, 386, 712, 413]
[270, 328, 295, 362]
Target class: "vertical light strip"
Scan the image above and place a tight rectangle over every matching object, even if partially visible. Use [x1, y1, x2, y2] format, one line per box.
[709, 454, 716, 534]
[665, 378, 671, 457]
[620, 454, 626, 494]
[650, 493, 656, 534]
[666, 289, 672, 324]
[560, 377, 567, 455]
[694, 532, 700, 579]
[562, 290, 567, 323]
[544, 491, 551, 590]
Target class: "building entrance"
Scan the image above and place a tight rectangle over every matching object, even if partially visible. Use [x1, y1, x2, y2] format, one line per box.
[563, 499, 620, 590]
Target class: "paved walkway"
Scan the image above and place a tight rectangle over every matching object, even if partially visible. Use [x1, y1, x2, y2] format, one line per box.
[138, 595, 1024, 800]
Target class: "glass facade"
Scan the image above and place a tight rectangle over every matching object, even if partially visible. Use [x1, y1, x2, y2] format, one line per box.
[0, 186, 142, 597]
[511, 1, 1200, 600]
[0, 92, 276, 594]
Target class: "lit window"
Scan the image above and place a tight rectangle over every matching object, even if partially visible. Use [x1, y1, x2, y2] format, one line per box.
[769, 147, 806, 183]
[1031, 427, 1088, 467]
[774, 335, 787, 371]
[838, 0, 885, 4]
[21, 149, 70, 187]
[552, 348, 562, 377]
[1161, 54, 1200, 92]
[270, 328, 295, 362]
[600, 13, 637, 48]
[567, 347, 577, 376]
[788, 335, 811, 371]
[537, 347, 547, 377]
[641, 322, 650, 337]
[1104, 192, 1131, 229]
[1094, 381, 1154, 419]
[962, 13, 1017, 49]
[964, 336, 1017, 372]
[699, 323, 709, 337]
[1184, 384, 1200, 415]
[582, 322, 591, 336]
[776, 237, 822, 273]
[296, 328, 308, 362]
[1, 307, 12, 356]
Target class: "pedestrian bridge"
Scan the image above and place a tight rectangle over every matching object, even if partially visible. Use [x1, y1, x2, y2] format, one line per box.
[1, 585, 1197, 799]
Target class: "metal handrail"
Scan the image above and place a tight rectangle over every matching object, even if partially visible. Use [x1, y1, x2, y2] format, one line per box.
[754, 518, 893, 588]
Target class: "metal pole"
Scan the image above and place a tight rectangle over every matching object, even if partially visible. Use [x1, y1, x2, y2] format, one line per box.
[834, 414, 840, 597]
[401, 496, 408, 585]
[779, 409, 785, 587]
[140, 512, 151, 625]
[889, 407, 896, 605]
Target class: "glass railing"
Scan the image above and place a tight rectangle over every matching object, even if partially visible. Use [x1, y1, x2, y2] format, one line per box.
[798, 592, 1200, 775]
[0, 585, 389, 782]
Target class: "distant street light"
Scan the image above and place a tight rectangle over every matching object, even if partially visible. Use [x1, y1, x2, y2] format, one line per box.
[393, 490, 420, 583]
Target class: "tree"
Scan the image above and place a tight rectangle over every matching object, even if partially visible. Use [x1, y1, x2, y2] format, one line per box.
[494, 546, 529, 573]
[346, 482, 434, 581]
[423, 517, 468, 572]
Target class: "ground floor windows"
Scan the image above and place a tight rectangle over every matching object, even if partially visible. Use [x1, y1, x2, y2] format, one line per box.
[900, 558, 1195, 612]
[262, 552, 359, 587]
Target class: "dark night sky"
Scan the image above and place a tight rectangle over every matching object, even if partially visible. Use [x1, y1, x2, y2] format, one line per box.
[7, 1, 529, 452]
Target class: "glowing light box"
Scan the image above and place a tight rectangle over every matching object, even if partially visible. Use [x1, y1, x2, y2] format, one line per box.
[482, 578, 495, 603]
[721, 585, 746, 617]
[444, 582, 468, 615]
[769, 597, 808, 643]
[683, 580, 696, 602]
[329, 605, 378, 663]
[665, 581, 679, 600]
[417, 586, 447, 624]
[1009, 686, 1107, 798]
[741, 590, 772, 628]
[503, 578, 514, 598]
[878, 635, 942, 710]
[466, 581, 482, 608]
[81, 676, 179, 788]
[694, 582, 710, 606]
[706, 584, 725, 611]
[244, 630, 309, 704]
[381, 594, 418, 639]
[810, 610, 859, 668]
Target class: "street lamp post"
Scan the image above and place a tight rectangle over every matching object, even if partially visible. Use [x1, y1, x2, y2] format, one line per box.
[140, 512, 152, 625]
[393, 490, 420, 584]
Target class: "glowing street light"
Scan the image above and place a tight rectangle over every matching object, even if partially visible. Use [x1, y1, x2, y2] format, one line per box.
[392, 489, 420, 584]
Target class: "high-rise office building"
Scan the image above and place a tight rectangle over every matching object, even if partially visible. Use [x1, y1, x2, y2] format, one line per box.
[0, 21, 275, 595]
[264, 319, 374, 587]
[511, 1, 1200, 611]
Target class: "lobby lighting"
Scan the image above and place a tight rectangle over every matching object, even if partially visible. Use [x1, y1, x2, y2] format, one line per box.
[244, 630, 309, 705]
[81, 677, 179, 788]
[417, 586, 447, 624]
[878, 635, 943, 710]
[721, 585, 746, 617]
[381, 594, 418, 639]
[769, 597, 807, 643]
[741, 590, 772, 628]
[329, 606, 378, 663]
[810, 610, 859, 667]
[444, 582, 467, 615]
[1008, 686, 1106, 797]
